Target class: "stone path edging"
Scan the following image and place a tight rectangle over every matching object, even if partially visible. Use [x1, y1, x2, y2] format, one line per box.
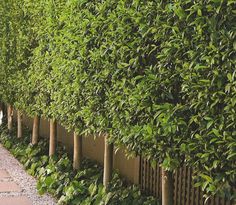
[0, 144, 56, 205]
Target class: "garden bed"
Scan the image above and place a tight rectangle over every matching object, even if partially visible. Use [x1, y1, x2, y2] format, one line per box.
[0, 123, 159, 205]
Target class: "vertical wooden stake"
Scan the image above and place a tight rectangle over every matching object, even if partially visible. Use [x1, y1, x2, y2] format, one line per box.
[49, 119, 57, 156]
[17, 111, 23, 138]
[103, 135, 114, 189]
[73, 132, 82, 170]
[162, 168, 174, 205]
[7, 105, 13, 132]
[32, 116, 40, 145]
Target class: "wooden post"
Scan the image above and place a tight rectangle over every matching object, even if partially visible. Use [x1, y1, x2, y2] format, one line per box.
[32, 116, 40, 145]
[49, 119, 57, 156]
[162, 168, 174, 205]
[17, 111, 23, 138]
[73, 132, 82, 170]
[7, 105, 13, 132]
[103, 135, 114, 189]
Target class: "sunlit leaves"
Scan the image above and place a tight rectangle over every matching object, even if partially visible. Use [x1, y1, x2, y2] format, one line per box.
[0, 0, 235, 199]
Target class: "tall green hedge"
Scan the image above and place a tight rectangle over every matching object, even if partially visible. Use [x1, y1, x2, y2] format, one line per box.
[0, 0, 235, 200]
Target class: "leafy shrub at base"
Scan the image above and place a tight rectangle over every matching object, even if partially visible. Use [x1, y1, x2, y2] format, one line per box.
[0, 124, 159, 205]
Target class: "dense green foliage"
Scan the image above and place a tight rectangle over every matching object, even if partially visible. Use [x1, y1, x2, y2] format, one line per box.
[0, 124, 158, 205]
[0, 0, 235, 199]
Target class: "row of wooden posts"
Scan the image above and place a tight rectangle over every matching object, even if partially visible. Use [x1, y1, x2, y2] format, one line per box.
[5, 104, 174, 205]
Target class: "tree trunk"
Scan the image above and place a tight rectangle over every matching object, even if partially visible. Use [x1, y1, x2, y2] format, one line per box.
[7, 105, 13, 132]
[103, 135, 114, 189]
[32, 116, 40, 145]
[162, 168, 174, 205]
[73, 132, 82, 170]
[49, 119, 57, 156]
[17, 111, 23, 138]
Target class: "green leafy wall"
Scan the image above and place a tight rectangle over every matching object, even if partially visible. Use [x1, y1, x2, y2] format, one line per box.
[0, 0, 235, 200]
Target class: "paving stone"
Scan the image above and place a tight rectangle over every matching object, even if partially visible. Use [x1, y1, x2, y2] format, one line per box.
[0, 170, 10, 179]
[0, 144, 56, 204]
[0, 196, 31, 205]
[0, 182, 21, 192]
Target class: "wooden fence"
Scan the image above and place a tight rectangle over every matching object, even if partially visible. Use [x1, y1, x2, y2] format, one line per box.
[140, 158, 234, 205]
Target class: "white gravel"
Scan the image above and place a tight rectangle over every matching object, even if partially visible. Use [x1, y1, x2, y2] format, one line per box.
[0, 143, 57, 205]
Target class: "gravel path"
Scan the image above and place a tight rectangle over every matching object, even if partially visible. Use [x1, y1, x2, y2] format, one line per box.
[0, 143, 57, 205]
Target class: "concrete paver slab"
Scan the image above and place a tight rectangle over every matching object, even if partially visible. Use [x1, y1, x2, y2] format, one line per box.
[0, 170, 10, 179]
[0, 196, 31, 205]
[0, 182, 21, 192]
[0, 142, 56, 204]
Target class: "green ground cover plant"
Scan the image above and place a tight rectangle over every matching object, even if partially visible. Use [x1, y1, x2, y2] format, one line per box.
[0, 123, 158, 205]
